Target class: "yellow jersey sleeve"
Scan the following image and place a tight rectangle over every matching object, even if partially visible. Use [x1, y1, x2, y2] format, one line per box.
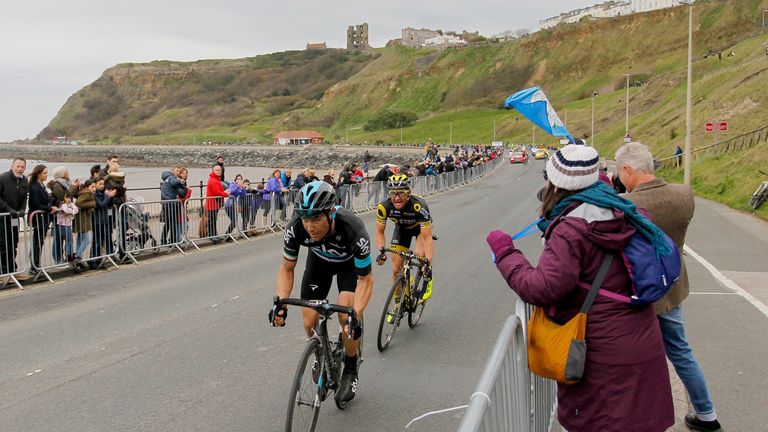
[376, 203, 388, 225]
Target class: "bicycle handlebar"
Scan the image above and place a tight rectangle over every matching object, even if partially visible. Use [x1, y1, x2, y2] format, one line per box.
[382, 247, 430, 267]
[274, 296, 356, 319]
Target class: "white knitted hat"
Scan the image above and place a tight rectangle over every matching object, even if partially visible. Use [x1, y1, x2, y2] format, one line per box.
[545, 144, 600, 191]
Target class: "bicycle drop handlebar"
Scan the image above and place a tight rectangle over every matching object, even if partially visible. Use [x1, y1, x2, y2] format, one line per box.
[274, 296, 356, 319]
[382, 246, 430, 267]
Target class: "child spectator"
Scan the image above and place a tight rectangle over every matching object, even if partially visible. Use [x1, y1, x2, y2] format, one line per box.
[224, 174, 246, 238]
[56, 193, 78, 264]
[73, 180, 97, 273]
[92, 177, 116, 268]
[105, 164, 126, 252]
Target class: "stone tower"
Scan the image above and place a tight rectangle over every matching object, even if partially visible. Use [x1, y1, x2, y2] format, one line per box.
[347, 23, 369, 50]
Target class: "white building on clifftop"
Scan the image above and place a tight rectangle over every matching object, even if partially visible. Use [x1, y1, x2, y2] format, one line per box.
[540, 0, 686, 29]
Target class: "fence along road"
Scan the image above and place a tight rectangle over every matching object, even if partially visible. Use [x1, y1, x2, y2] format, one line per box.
[0, 160, 766, 431]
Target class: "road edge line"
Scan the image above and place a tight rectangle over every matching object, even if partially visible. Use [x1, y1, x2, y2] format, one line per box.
[684, 245, 768, 319]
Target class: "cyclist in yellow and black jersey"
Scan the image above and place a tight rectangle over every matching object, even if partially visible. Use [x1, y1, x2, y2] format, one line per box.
[374, 174, 434, 303]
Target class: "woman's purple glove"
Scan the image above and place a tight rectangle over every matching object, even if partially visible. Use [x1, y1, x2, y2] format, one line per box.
[486, 230, 515, 263]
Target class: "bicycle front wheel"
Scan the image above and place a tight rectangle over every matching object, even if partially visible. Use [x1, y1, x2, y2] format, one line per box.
[285, 339, 323, 432]
[377, 275, 406, 352]
[408, 270, 426, 328]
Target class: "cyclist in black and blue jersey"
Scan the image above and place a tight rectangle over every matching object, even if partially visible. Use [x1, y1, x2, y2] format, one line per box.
[271, 181, 373, 404]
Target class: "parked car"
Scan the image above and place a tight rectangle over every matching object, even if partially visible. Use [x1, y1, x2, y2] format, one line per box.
[510, 151, 528, 164]
[534, 149, 548, 160]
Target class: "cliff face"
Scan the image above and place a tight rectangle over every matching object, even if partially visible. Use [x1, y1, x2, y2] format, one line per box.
[42, 50, 375, 141]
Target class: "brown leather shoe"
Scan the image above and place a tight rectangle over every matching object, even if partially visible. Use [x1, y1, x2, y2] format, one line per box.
[14, 273, 31, 281]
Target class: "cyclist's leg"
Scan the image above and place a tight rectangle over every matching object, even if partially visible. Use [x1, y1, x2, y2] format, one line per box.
[299, 252, 334, 337]
[335, 260, 361, 355]
[335, 261, 361, 402]
[413, 232, 433, 302]
[389, 224, 413, 286]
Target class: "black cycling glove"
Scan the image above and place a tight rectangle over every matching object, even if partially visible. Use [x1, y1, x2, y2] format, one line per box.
[268, 304, 288, 327]
[375, 248, 387, 264]
[347, 315, 363, 341]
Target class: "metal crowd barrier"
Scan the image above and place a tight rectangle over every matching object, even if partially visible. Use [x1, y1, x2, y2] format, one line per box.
[117, 198, 187, 265]
[458, 298, 558, 432]
[515, 299, 558, 432]
[0, 212, 30, 289]
[183, 196, 242, 249]
[237, 192, 274, 236]
[457, 315, 530, 432]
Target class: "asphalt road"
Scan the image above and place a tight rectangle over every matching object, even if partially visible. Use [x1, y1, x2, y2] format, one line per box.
[0, 160, 765, 431]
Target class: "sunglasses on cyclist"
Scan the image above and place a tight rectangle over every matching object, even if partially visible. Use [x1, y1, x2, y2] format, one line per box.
[389, 190, 409, 197]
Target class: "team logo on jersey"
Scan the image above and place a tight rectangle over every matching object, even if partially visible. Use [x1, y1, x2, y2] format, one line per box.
[356, 237, 370, 255]
[284, 226, 295, 243]
[309, 284, 318, 291]
[413, 203, 421, 212]
[315, 244, 345, 257]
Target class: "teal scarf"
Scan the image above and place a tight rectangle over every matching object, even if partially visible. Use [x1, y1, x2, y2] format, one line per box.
[537, 181, 672, 257]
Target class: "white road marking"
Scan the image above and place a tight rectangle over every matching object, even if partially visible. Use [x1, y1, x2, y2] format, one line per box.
[685, 245, 768, 319]
[689, 292, 738, 295]
[229, 296, 240, 300]
[210, 304, 218, 308]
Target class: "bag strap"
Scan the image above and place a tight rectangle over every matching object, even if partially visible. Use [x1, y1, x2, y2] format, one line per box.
[580, 254, 614, 314]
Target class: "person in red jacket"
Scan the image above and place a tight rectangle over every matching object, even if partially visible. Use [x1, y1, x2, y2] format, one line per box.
[205, 165, 229, 243]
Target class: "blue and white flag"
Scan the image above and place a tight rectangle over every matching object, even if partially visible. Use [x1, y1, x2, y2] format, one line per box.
[504, 86, 574, 143]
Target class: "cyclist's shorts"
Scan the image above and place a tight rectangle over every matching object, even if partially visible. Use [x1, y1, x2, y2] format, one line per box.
[300, 252, 357, 300]
[390, 225, 421, 253]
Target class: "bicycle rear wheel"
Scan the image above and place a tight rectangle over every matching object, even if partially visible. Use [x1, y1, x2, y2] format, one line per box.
[285, 339, 323, 432]
[408, 269, 426, 328]
[377, 275, 406, 352]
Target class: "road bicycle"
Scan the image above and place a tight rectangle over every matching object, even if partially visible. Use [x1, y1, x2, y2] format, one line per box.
[749, 170, 768, 210]
[272, 297, 363, 432]
[376, 247, 430, 352]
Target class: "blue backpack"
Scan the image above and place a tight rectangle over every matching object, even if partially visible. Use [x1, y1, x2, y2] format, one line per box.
[618, 231, 682, 306]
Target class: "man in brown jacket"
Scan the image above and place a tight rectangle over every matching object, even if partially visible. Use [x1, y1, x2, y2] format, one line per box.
[616, 142, 723, 432]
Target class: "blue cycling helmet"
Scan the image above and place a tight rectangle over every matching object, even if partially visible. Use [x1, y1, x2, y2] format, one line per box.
[294, 181, 337, 218]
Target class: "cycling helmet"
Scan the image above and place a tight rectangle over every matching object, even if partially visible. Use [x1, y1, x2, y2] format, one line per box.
[294, 181, 337, 218]
[387, 174, 411, 192]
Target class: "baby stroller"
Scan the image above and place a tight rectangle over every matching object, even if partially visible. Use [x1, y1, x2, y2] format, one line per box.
[121, 197, 159, 254]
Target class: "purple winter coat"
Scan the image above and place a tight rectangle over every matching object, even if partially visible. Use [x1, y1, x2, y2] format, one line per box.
[493, 202, 674, 432]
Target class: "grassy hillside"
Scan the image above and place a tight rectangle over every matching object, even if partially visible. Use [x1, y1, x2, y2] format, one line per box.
[40, 0, 768, 217]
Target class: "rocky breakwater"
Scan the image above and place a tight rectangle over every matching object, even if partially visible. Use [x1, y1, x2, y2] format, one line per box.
[0, 144, 425, 169]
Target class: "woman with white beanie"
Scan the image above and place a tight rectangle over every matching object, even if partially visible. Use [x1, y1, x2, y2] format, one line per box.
[487, 144, 675, 431]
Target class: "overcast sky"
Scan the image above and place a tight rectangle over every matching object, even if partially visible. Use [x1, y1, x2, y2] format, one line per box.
[0, 0, 590, 142]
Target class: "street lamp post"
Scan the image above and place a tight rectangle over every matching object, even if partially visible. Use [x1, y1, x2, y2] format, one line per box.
[591, 92, 597, 147]
[449, 122, 453, 146]
[624, 73, 630, 134]
[684, 2, 694, 185]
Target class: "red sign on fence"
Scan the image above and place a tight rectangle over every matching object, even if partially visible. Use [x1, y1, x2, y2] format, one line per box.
[705, 122, 728, 132]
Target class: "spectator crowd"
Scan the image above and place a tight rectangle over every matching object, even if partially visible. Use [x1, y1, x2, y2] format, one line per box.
[0, 145, 501, 285]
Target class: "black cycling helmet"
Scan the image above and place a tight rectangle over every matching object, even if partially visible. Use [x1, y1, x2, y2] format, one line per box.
[387, 174, 411, 192]
[294, 181, 337, 218]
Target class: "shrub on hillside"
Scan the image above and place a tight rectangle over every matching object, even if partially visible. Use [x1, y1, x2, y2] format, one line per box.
[363, 110, 418, 132]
